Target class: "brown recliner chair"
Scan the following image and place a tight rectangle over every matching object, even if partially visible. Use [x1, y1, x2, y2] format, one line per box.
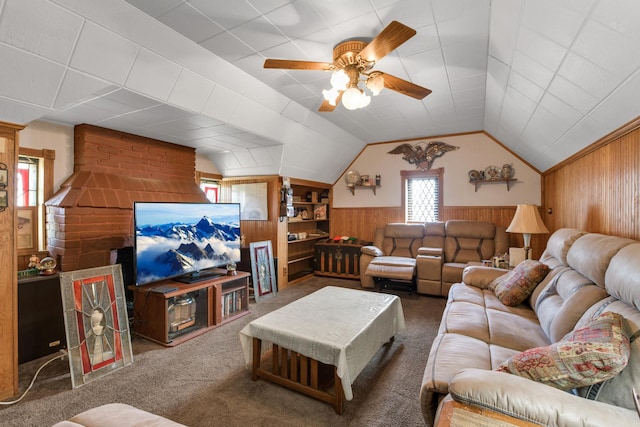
[416, 220, 508, 296]
[359, 223, 427, 293]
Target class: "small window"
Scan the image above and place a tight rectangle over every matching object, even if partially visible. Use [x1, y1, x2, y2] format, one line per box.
[402, 168, 443, 223]
[199, 178, 220, 203]
[17, 156, 40, 207]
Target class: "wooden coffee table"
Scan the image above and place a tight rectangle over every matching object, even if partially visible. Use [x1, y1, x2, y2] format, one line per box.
[239, 286, 405, 414]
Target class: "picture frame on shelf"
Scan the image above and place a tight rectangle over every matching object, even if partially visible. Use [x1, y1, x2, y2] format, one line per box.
[0, 163, 7, 188]
[17, 207, 37, 252]
[314, 204, 327, 220]
[59, 264, 134, 389]
[249, 240, 277, 302]
[0, 190, 7, 210]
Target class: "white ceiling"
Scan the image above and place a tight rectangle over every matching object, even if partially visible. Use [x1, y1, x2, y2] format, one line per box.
[1, 0, 639, 183]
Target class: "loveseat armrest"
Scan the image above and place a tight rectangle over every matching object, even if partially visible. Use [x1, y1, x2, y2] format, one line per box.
[461, 266, 508, 290]
[361, 245, 384, 257]
[417, 246, 443, 257]
[449, 369, 640, 427]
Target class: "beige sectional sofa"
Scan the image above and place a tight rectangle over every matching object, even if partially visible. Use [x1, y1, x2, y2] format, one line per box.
[53, 403, 185, 426]
[360, 220, 508, 296]
[421, 228, 640, 426]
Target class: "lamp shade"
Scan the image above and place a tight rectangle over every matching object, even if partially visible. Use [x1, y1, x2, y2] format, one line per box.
[506, 204, 549, 234]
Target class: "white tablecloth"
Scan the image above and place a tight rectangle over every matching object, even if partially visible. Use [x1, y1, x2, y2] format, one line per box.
[239, 286, 406, 400]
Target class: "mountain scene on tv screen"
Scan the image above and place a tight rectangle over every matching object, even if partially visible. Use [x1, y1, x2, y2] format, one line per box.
[136, 214, 240, 285]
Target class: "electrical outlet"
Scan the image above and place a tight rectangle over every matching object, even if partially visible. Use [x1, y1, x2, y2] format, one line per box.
[283, 267, 287, 276]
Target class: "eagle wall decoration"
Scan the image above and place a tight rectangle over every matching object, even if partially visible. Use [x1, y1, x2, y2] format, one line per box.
[388, 141, 459, 170]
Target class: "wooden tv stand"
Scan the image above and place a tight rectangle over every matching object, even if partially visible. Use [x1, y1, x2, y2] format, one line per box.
[130, 270, 250, 346]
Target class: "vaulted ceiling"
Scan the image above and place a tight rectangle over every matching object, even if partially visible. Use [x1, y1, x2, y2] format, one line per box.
[1, 0, 639, 183]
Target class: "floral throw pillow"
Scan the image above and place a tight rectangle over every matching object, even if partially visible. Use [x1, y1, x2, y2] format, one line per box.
[495, 311, 630, 390]
[490, 260, 549, 306]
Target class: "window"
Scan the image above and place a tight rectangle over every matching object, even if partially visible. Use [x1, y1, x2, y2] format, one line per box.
[16, 148, 55, 254]
[196, 171, 222, 203]
[402, 168, 443, 223]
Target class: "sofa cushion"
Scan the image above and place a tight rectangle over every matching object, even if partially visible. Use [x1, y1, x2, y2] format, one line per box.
[495, 311, 630, 390]
[490, 260, 549, 306]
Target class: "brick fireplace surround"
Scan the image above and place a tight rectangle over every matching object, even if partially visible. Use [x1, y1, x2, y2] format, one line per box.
[46, 124, 208, 273]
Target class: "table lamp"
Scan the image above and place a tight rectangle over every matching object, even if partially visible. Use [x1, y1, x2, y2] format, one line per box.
[506, 204, 549, 260]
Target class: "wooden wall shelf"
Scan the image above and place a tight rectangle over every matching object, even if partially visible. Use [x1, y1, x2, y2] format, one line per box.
[470, 179, 517, 192]
[348, 184, 380, 195]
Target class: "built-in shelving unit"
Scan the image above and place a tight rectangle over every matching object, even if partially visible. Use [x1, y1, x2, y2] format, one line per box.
[284, 179, 332, 283]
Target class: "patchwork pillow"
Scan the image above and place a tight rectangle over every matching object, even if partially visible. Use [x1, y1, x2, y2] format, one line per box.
[490, 260, 549, 306]
[495, 311, 630, 390]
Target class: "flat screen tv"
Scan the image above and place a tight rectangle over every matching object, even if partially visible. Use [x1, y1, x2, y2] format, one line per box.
[133, 202, 241, 286]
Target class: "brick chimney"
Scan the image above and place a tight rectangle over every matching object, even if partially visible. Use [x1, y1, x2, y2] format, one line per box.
[46, 124, 209, 272]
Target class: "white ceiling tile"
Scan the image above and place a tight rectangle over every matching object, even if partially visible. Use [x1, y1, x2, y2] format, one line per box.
[572, 18, 640, 78]
[516, 27, 567, 71]
[125, 48, 181, 101]
[589, 70, 640, 130]
[264, 1, 326, 39]
[507, 71, 544, 103]
[0, 97, 50, 124]
[547, 75, 599, 114]
[0, 44, 65, 107]
[522, 0, 585, 48]
[432, 0, 490, 23]
[376, 0, 435, 30]
[124, 0, 182, 18]
[437, 7, 489, 47]
[557, 52, 618, 99]
[70, 22, 139, 85]
[200, 31, 256, 63]
[0, 0, 83, 64]
[309, 0, 375, 27]
[538, 92, 582, 126]
[591, 0, 640, 40]
[189, 0, 262, 29]
[442, 37, 488, 81]
[511, 51, 554, 89]
[157, 3, 224, 43]
[488, 0, 523, 65]
[54, 71, 116, 109]
[168, 68, 215, 113]
[229, 16, 287, 52]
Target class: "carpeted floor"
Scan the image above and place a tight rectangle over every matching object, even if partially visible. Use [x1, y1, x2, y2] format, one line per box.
[0, 276, 446, 426]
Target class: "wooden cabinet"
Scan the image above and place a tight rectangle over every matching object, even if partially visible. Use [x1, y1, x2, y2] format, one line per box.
[131, 270, 249, 346]
[284, 179, 331, 283]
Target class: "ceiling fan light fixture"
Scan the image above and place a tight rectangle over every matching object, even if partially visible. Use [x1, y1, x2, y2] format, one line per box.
[366, 73, 384, 96]
[330, 69, 349, 91]
[341, 87, 362, 110]
[322, 88, 340, 106]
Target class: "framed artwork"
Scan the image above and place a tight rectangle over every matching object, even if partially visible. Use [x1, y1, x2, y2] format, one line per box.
[17, 207, 37, 251]
[59, 264, 133, 389]
[0, 190, 7, 211]
[249, 240, 277, 302]
[232, 182, 268, 220]
[0, 162, 7, 188]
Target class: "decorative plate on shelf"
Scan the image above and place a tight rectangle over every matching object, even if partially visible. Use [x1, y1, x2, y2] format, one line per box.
[468, 170, 481, 181]
[484, 165, 502, 180]
[345, 170, 360, 186]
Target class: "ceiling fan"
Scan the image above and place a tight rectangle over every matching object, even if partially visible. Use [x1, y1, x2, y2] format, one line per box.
[263, 21, 432, 112]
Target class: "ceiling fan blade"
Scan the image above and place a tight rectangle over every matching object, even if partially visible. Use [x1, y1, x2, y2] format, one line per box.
[359, 21, 417, 63]
[318, 91, 343, 112]
[379, 72, 432, 99]
[264, 59, 332, 70]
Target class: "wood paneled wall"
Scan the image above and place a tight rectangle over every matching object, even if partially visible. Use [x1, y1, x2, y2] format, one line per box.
[543, 118, 640, 240]
[219, 176, 282, 256]
[331, 205, 547, 260]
